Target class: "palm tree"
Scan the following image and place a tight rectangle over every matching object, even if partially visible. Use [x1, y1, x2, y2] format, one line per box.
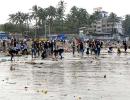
[9, 14, 16, 24]
[9, 11, 29, 34]
[57, 0, 66, 32]
[46, 6, 56, 35]
[37, 7, 47, 37]
[22, 13, 30, 34]
[30, 5, 39, 38]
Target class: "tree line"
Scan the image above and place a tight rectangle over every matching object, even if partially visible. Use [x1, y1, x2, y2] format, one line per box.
[0, 0, 130, 36]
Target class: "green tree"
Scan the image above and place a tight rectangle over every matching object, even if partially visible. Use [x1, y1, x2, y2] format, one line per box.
[88, 11, 102, 34]
[0, 23, 17, 32]
[30, 5, 42, 37]
[122, 15, 130, 36]
[9, 11, 29, 34]
[66, 6, 89, 33]
[108, 12, 119, 34]
[46, 6, 56, 35]
[56, 0, 66, 32]
[37, 7, 48, 37]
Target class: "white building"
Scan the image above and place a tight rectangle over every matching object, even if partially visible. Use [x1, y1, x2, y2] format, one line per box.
[79, 9, 125, 40]
[79, 10, 123, 35]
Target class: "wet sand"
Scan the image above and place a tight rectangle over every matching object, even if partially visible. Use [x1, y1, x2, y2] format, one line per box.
[0, 49, 130, 100]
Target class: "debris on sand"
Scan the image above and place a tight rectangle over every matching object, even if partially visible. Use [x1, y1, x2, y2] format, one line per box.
[40, 63, 44, 64]
[24, 86, 29, 91]
[90, 61, 93, 63]
[36, 90, 40, 93]
[63, 94, 67, 96]
[24, 86, 28, 89]
[41, 90, 48, 94]
[76, 96, 81, 100]
[33, 66, 42, 68]
[104, 75, 106, 78]
[6, 82, 16, 84]
[25, 62, 37, 65]
[10, 66, 15, 71]
[37, 89, 48, 94]
[78, 97, 82, 100]
[44, 90, 48, 94]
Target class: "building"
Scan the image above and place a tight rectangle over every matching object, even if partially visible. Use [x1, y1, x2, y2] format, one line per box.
[79, 9, 124, 40]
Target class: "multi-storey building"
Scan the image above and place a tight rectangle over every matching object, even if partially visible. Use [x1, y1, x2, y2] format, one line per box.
[88, 11, 123, 34]
[79, 10, 124, 40]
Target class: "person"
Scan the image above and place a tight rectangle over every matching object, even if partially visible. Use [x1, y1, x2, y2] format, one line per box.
[96, 40, 101, 56]
[123, 41, 127, 53]
[90, 40, 96, 55]
[2, 40, 6, 52]
[22, 43, 28, 55]
[16, 42, 21, 52]
[58, 41, 64, 59]
[44, 42, 48, 57]
[41, 48, 47, 59]
[36, 41, 40, 57]
[72, 41, 76, 56]
[50, 41, 54, 55]
[108, 46, 113, 53]
[53, 41, 58, 60]
[8, 46, 18, 61]
[85, 41, 89, 55]
[31, 41, 36, 58]
[9, 49, 14, 61]
[79, 41, 84, 57]
[117, 41, 121, 54]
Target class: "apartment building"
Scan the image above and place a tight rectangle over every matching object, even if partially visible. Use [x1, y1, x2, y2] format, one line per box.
[79, 11, 123, 35]
[79, 10, 125, 40]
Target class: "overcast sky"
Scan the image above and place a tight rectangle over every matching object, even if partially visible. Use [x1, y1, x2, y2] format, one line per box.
[0, 0, 130, 24]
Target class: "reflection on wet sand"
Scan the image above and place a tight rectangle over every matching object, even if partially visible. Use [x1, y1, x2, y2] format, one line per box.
[0, 50, 130, 100]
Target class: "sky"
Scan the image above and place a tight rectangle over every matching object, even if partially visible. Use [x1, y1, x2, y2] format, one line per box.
[0, 0, 130, 24]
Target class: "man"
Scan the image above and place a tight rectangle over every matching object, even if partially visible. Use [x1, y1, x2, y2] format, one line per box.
[123, 41, 127, 53]
[79, 41, 84, 57]
[72, 41, 76, 56]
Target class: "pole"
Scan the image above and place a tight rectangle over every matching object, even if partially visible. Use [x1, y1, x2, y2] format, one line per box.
[49, 23, 50, 37]
[62, 18, 63, 32]
[45, 20, 46, 38]
[35, 19, 37, 39]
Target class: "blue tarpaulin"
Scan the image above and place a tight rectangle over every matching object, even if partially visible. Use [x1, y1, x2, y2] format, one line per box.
[57, 34, 66, 40]
[51, 33, 66, 40]
[0, 32, 9, 40]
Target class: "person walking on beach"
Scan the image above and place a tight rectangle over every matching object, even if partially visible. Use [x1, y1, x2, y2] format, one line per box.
[31, 41, 36, 58]
[85, 41, 89, 55]
[123, 41, 127, 53]
[79, 41, 84, 57]
[72, 41, 76, 56]
[117, 41, 121, 54]
[95, 40, 101, 56]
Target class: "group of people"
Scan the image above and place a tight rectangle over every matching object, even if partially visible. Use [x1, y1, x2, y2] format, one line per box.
[31, 40, 64, 60]
[108, 40, 128, 54]
[71, 40, 103, 57]
[8, 38, 29, 61]
[0, 38, 129, 61]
